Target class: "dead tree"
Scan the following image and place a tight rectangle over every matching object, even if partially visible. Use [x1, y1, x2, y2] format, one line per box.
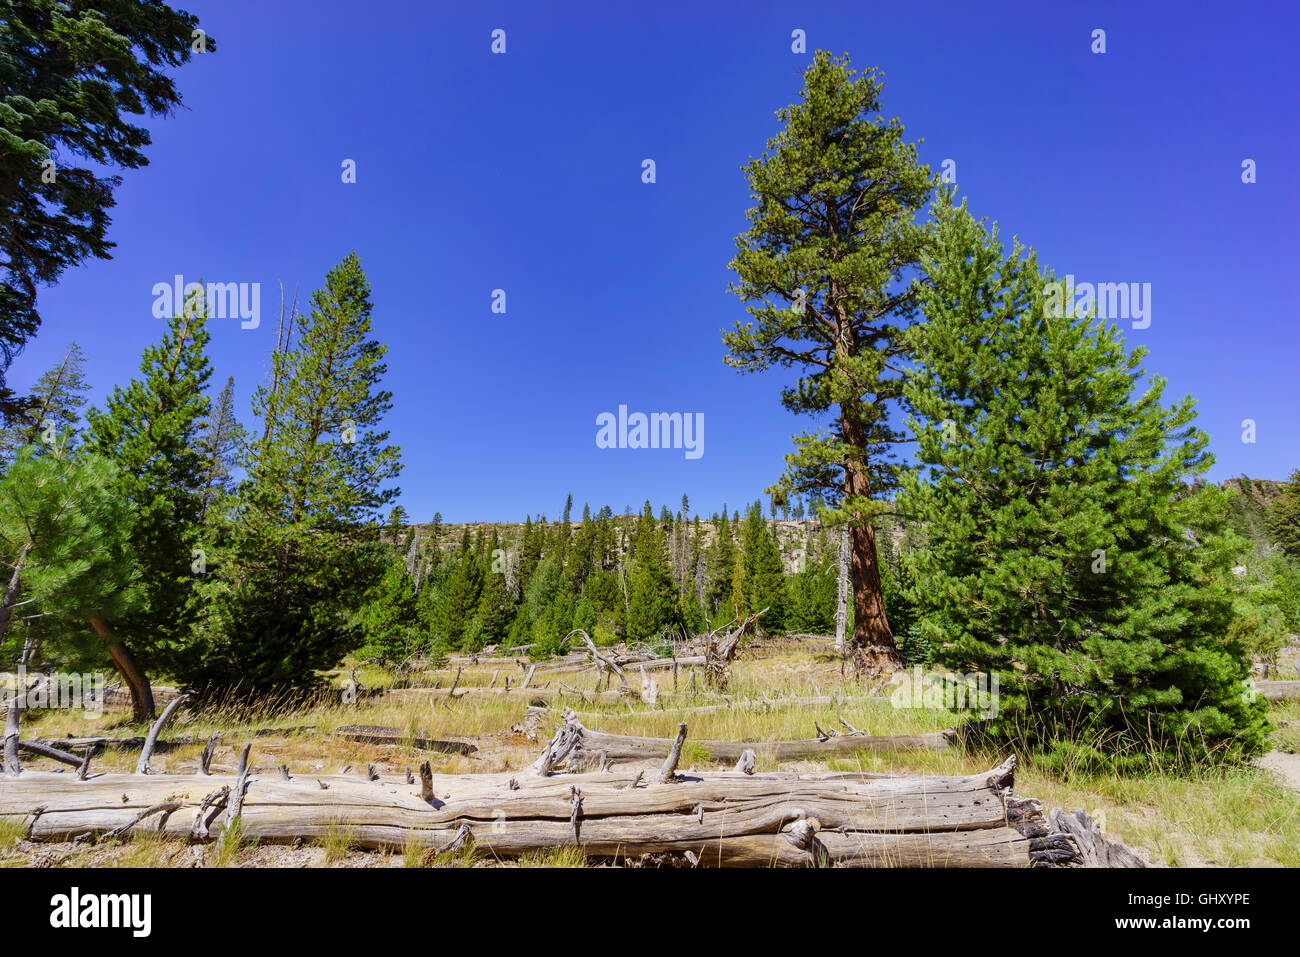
[0, 743, 1142, 868]
[702, 607, 767, 692]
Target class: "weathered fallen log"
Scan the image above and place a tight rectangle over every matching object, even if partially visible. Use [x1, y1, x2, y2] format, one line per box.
[0, 712, 1143, 868]
[557, 694, 892, 719]
[526, 655, 705, 677]
[0, 760, 1090, 867]
[38, 726, 316, 753]
[333, 725, 478, 755]
[1044, 808, 1148, 868]
[541, 711, 952, 765]
[390, 685, 715, 708]
[1258, 680, 1300, 701]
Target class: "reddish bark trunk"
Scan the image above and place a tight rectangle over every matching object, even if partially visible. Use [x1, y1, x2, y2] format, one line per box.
[89, 616, 155, 722]
[840, 413, 903, 679]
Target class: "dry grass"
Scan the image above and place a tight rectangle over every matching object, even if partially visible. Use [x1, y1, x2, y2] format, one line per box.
[8, 639, 1300, 868]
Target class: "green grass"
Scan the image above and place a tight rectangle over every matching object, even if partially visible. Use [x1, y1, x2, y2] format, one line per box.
[0, 815, 27, 855]
[318, 822, 357, 863]
[518, 844, 585, 868]
[1269, 700, 1300, 753]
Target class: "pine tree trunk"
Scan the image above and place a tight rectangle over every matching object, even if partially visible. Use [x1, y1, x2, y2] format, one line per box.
[89, 616, 155, 722]
[848, 520, 900, 676]
[839, 412, 902, 677]
[0, 540, 32, 641]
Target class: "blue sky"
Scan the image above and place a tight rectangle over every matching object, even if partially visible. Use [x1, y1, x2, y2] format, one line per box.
[11, 0, 1298, 522]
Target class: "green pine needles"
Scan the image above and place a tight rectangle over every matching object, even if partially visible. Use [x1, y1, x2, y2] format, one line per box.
[900, 195, 1269, 769]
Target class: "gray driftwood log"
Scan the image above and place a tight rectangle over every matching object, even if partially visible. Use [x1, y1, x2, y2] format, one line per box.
[0, 714, 1141, 867]
[0, 757, 1130, 867]
[543, 710, 953, 764]
[332, 725, 478, 755]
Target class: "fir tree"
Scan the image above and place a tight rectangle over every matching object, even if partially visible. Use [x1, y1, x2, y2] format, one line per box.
[1268, 469, 1300, 560]
[438, 528, 483, 647]
[740, 503, 786, 629]
[573, 594, 597, 636]
[359, 560, 417, 665]
[901, 195, 1267, 767]
[85, 306, 214, 714]
[705, 511, 737, 618]
[523, 554, 563, 625]
[197, 376, 245, 525]
[626, 502, 674, 638]
[0, 342, 90, 464]
[477, 530, 514, 641]
[194, 253, 402, 691]
[519, 516, 540, 585]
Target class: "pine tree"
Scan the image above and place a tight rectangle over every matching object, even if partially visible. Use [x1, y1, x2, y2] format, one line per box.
[1268, 469, 1300, 560]
[787, 557, 836, 633]
[519, 516, 540, 585]
[566, 502, 597, 593]
[740, 503, 786, 629]
[626, 502, 674, 638]
[901, 195, 1267, 767]
[386, 505, 409, 541]
[85, 306, 214, 715]
[506, 607, 532, 650]
[197, 376, 245, 525]
[438, 528, 483, 648]
[522, 554, 563, 626]
[0, 1, 211, 407]
[0, 342, 90, 464]
[705, 511, 737, 619]
[0, 442, 138, 687]
[359, 560, 417, 665]
[724, 51, 934, 676]
[573, 594, 597, 636]
[477, 530, 514, 641]
[194, 254, 402, 691]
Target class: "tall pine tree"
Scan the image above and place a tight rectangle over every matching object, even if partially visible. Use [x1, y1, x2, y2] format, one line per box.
[85, 305, 214, 717]
[724, 51, 934, 675]
[194, 253, 402, 691]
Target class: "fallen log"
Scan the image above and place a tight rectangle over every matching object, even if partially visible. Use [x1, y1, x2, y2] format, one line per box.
[388, 685, 712, 708]
[39, 726, 316, 752]
[333, 725, 478, 755]
[526, 655, 705, 677]
[0, 760, 1090, 867]
[1258, 680, 1300, 701]
[540, 711, 952, 765]
[0, 714, 1142, 868]
[557, 694, 892, 719]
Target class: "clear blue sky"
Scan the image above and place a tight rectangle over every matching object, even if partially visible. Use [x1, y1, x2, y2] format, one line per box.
[10, 0, 1298, 522]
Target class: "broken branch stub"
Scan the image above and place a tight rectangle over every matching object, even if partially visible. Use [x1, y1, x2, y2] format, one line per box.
[135, 693, 190, 775]
[655, 723, 688, 784]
